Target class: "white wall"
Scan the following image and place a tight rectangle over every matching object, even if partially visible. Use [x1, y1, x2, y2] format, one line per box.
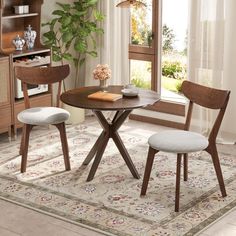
[41, 0, 77, 91]
[41, 0, 74, 23]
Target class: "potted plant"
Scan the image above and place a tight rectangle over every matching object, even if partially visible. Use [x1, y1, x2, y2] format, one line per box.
[42, 0, 104, 89]
[42, 0, 105, 123]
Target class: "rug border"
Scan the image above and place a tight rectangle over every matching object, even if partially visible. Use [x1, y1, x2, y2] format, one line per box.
[1, 173, 236, 236]
[0, 195, 115, 236]
[184, 199, 236, 235]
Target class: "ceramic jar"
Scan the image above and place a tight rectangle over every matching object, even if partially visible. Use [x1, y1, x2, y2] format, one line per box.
[12, 35, 25, 50]
[24, 25, 37, 50]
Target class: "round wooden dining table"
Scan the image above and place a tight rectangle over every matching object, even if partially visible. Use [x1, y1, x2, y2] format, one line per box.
[61, 85, 160, 181]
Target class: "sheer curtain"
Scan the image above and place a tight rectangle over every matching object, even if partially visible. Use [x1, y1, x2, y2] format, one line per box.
[188, 0, 236, 141]
[85, 0, 130, 86]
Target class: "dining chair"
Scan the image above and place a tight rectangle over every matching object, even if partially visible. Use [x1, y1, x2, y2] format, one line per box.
[15, 65, 71, 173]
[140, 80, 230, 212]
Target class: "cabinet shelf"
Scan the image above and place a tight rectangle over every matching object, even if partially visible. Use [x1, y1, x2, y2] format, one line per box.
[12, 48, 50, 58]
[2, 47, 50, 57]
[3, 13, 38, 19]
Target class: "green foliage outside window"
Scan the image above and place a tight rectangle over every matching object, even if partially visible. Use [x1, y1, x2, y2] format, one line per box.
[162, 60, 186, 80]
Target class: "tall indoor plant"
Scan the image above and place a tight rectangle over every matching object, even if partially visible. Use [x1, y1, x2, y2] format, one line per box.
[42, 0, 104, 91]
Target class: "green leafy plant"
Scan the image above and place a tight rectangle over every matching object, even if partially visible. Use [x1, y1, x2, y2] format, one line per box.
[131, 78, 151, 89]
[162, 60, 186, 80]
[42, 0, 105, 90]
[162, 76, 184, 92]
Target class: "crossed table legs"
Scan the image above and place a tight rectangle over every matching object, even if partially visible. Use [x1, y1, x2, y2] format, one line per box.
[83, 110, 140, 181]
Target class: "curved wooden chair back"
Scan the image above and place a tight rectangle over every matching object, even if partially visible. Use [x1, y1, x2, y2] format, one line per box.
[181, 81, 230, 143]
[141, 81, 230, 212]
[15, 64, 70, 108]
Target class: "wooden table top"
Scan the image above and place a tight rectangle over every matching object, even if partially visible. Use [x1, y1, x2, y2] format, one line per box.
[61, 85, 160, 111]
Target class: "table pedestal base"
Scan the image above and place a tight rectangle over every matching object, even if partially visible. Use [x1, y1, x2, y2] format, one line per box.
[83, 110, 140, 181]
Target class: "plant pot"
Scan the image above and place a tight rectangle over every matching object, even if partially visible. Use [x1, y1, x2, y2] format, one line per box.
[62, 103, 85, 125]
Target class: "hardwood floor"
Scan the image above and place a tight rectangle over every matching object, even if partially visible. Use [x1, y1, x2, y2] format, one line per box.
[0, 198, 103, 236]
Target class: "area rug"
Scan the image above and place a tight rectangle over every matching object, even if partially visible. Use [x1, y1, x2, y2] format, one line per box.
[0, 119, 236, 236]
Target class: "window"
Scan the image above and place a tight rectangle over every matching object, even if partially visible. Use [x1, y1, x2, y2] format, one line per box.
[129, 0, 188, 116]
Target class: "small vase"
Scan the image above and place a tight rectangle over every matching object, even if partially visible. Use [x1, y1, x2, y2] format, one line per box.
[24, 25, 37, 50]
[12, 35, 25, 50]
[100, 79, 108, 92]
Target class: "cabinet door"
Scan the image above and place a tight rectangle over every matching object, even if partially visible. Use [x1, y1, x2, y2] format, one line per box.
[0, 56, 12, 131]
[0, 57, 11, 105]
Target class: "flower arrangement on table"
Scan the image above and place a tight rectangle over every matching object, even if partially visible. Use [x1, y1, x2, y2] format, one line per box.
[93, 64, 112, 91]
[93, 64, 112, 81]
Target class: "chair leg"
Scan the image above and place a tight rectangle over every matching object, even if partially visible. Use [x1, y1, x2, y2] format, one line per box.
[208, 147, 227, 197]
[19, 125, 26, 155]
[55, 122, 71, 171]
[183, 153, 188, 181]
[141, 147, 158, 196]
[21, 124, 32, 173]
[175, 153, 182, 212]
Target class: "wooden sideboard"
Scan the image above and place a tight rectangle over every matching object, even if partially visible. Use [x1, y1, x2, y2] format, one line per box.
[0, 0, 52, 138]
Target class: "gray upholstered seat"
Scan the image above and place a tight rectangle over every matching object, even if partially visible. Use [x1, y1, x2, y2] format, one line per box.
[148, 130, 209, 153]
[17, 107, 70, 125]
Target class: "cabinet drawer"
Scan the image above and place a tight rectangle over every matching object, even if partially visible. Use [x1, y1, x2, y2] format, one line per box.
[0, 105, 12, 127]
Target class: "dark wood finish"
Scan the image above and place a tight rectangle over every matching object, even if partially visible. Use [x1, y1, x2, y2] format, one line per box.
[0, 1, 52, 137]
[15, 65, 71, 173]
[86, 131, 110, 181]
[12, 48, 50, 58]
[61, 86, 160, 181]
[15, 65, 70, 85]
[55, 122, 71, 171]
[141, 80, 230, 212]
[175, 153, 182, 212]
[145, 100, 185, 116]
[20, 124, 33, 172]
[183, 153, 188, 181]
[206, 144, 227, 197]
[129, 100, 185, 129]
[182, 81, 230, 197]
[61, 86, 159, 111]
[129, 113, 185, 130]
[140, 147, 158, 196]
[15, 65, 69, 110]
[181, 81, 229, 110]
[0, 0, 44, 53]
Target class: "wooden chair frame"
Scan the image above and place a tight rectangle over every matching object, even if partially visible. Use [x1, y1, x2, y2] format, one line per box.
[15, 65, 71, 173]
[141, 80, 230, 212]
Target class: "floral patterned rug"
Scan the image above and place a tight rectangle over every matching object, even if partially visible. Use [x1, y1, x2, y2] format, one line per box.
[0, 120, 236, 236]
